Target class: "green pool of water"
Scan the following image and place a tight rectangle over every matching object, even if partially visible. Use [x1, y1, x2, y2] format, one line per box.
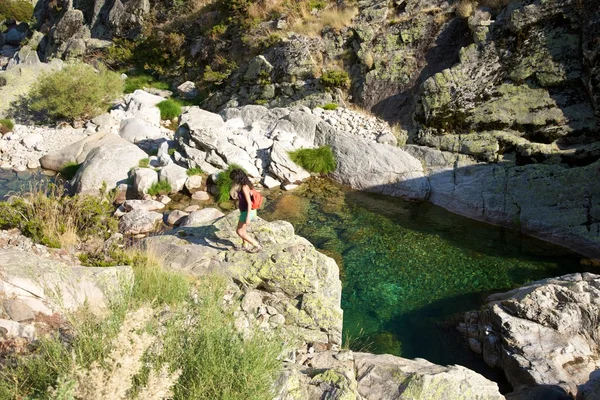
[260, 178, 592, 384]
[0, 169, 53, 199]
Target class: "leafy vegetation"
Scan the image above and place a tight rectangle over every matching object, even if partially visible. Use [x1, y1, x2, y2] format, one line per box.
[215, 164, 245, 203]
[123, 73, 170, 94]
[186, 166, 203, 176]
[0, 118, 14, 134]
[0, 184, 117, 248]
[320, 70, 350, 90]
[289, 146, 337, 174]
[0, 0, 34, 22]
[320, 103, 338, 111]
[138, 158, 150, 168]
[157, 99, 182, 120]
[0, 190, 283, 400]
[28, 63, 123, 121]
[147, 180, 172, 196]
[59, 162, 81, 180]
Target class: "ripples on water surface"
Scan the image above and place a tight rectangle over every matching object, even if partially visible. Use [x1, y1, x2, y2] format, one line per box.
[260, 178, 591, 383]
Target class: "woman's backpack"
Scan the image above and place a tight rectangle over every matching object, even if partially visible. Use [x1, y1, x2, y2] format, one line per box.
[250, 189, 264, 209]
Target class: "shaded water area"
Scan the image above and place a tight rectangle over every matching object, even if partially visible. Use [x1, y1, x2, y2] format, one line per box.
[0, 169, 54, 199]
[260, 178, 593, 386]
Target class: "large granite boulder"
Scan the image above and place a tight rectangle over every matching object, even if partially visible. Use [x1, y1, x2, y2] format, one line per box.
[0, 248, 132, 316]
[71, 134, 147, 195]
[143, 210, 343, 346]
[316, 121, 429, 200]
[40, 132, 118, 171]
[274, 350, 505, 400]
[462, 273, 600, 397]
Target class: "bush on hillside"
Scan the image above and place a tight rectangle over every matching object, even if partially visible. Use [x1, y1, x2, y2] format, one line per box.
[157, 99, 182, 120]
[289, 146, 337, 174]
[0, 0, 34, 22]
[320, 70, 350, 90]
[28, 63, 123, 121]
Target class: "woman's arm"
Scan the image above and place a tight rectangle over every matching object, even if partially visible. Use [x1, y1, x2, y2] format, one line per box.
[242, 185, 253, 223]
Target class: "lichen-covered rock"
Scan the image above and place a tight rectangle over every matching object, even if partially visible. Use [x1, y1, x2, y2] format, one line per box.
[463, 273, 600, 396]
[274, 350, 504, 400]
[144, 210, 343, 346]
[0, 248, 133, 315]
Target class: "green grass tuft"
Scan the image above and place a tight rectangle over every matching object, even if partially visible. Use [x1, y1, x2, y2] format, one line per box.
[288, 146, 337, 174]
[59, 162, 81, 180]
[139, 158, 150, 168]
[157, 99, 182, 120]
[320, 70, 350, 90]
[215, 164, 245, 203]
[186, 167, 203, 176]
[320, 103, 338, 111]
[124, 74, 170, 94]
[0, 118, 14, 134]
[147, 180, 172, 196]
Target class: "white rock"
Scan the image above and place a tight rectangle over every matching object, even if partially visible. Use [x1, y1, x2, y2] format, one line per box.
[263, 175, 281, 189]
[159, 163, 188, 193]
[191, 191, 210, 201]
[21, 133, 43, 149]
[123, 199, 165, 212]
[283, 184, 299, 191]
[0, 319, 36, 340]
[119, 117, 164, 144]
[185, 175, 203, 193]
[133, 168, 158, 196]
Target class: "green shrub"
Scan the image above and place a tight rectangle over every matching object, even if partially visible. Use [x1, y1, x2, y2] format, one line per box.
[320, 70, 350, 90]
[254, 99, 268, 105]
[289, 146, 337, 174]
[168, 148, 176, 156]
[139, 158, 150, 168]
[215, 164, 245, 202]
[163, 276, 283, 400]
[147, 180, 172, 196]
[123, 73, 170, 94]
[28, 63, 123, 121]
[59, 162, 81, 180]
[0, 0, 34, 22]
[308, 0, 327, 10]
[0, 184, 118, 248]
[186, 167, 203, 176]
[157, 99, 182, 120]
[321, 103, 338, 111]
[0, 118, 14, 134]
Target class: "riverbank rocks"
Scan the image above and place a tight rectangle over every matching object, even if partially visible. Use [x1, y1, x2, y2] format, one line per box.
[461, 273, 600, 397]
[143, 210, 343, 346]
[71, 135, 147, 195]
[0, 247, 132, 341]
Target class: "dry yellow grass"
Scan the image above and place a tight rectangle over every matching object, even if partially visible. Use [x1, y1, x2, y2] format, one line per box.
[456, 0, 475, 18]
[290, 5, 358, 36]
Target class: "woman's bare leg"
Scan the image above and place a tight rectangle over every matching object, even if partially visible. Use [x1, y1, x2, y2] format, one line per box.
[236, 220, 259, 248]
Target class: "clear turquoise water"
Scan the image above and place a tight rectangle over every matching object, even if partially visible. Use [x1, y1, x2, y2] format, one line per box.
[260, 178, 590, 384]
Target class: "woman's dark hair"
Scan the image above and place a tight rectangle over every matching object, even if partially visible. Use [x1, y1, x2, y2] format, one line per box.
[229, 168, 253, 188]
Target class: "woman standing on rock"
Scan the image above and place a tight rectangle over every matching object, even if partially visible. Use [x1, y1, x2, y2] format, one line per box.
[230, 168, 262, 253]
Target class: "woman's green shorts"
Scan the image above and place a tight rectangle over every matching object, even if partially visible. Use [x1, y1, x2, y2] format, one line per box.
[239, 209, 257, 223]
